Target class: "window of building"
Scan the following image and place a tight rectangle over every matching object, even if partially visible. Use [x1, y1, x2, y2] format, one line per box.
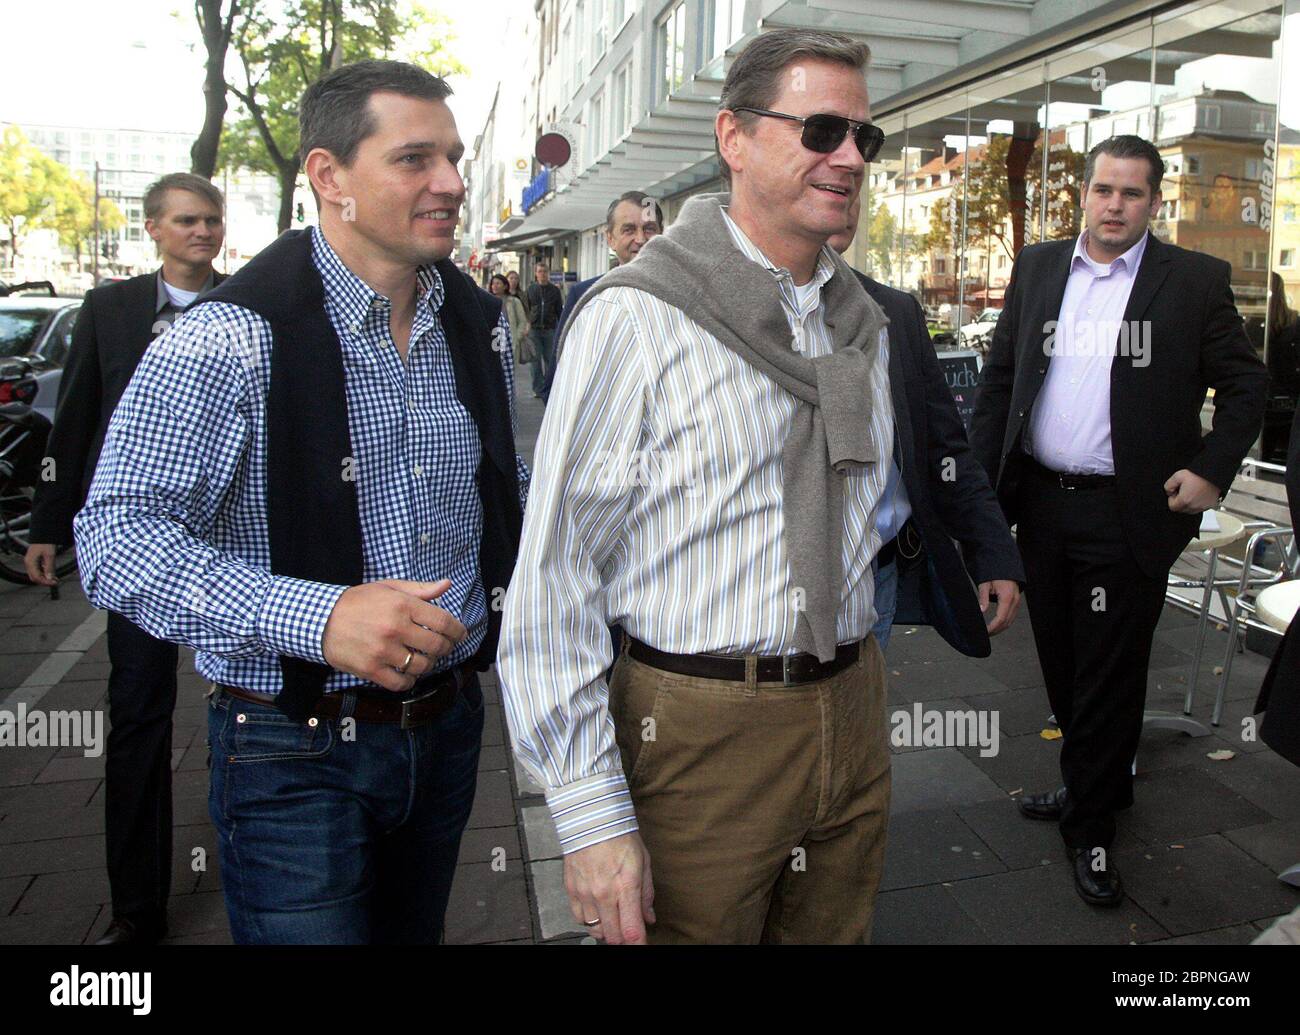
[1283, 204, 1298, 223]
[1201, 105, 1221, 131]
[1159, 199, 1180, 221]
[1244, 249, 1266, 270]
[1246, 157, 1264, 180]
[1252, 108, 1274, 133]
[575, 1, 586, 81]
[590, 91, 605, 164]
[657, 2, 687, 103]
[591, 0, 606, 65]
[1185, 155, 1200, 176]
[1280, 248, 1296, 268]
[703, 0, 746, 63]
[612, 61, 632, 139]
[935, 258, 946, 274]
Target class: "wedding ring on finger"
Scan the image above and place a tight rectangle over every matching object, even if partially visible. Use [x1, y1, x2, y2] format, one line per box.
[396, 650, 413, 675]
[583, 918, 602, 927]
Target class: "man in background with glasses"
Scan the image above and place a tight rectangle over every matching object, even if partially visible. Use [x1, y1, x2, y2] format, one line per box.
[499, 29, 895, 944]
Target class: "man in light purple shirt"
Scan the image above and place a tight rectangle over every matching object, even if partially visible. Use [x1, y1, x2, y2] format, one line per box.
[971, 135, 1267, 909]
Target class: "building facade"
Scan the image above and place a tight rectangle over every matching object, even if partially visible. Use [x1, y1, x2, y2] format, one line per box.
[487, 0, 1299, 460]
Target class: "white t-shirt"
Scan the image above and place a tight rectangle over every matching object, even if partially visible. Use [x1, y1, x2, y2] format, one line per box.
[162, 280, 201, 309]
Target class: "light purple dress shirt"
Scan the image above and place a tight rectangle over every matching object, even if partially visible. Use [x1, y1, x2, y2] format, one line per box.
[1025, 230, 1149, 475]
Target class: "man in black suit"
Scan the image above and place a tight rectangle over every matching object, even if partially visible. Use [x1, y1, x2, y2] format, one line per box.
[829, 197, 1024, 657]
[544, 191, 663, 402]
[26, 172, 226, 945]
[971, 135, 1268, 906]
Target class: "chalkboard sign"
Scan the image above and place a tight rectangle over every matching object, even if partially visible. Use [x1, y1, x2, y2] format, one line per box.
[935, 349, 982, 432]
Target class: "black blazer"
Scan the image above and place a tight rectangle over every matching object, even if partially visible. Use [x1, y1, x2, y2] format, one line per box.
[1255, 403, 1300, 767]
[970, 232, 1268, 579]
[30, 270, 225, 545]
[855, 270, 1024, 657]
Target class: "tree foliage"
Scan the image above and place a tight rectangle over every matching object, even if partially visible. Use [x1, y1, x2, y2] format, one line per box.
[0, 127, 123, 268]
[218, 0, 466, 230]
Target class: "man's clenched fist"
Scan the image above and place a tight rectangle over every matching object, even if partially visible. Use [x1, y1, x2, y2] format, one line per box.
[321, 579, 467, 692]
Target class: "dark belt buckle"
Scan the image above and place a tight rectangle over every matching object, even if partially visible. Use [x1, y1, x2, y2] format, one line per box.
[1058, 473, 1077, 491]
[399, 681, 443, 729]
[783, 654, 812, 686]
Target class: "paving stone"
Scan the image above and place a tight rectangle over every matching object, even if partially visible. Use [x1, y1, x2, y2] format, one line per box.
[38, 681, 107, 710]
[886, 657, 1011, 703]
[477, 743, 508, 771]
[947, 861, 1168, 944]
[0, 904, 99, 945]
[60, 661, 112, 683]
[1222, 819, 1300, 875]
[889, 747, 1006, 814]
[521, 804, 561, 862]
[879, 626, 948, 664]
[0, 747, 60, 787]
[870, 884, 987, 945]
[961, 685, 1053, 738]
[967, 647, 1052, 692]
[1150, 923, 1260, 945]
[1125, 766, 1274, 842]
[880, 807, 1005, 891]
[480, 704, 505, 747]
[959, 729, 1063, 795]
[0, 832, 106, 878]
[0, 626, 71, 654]
[513, 757, 544, 797]
[955, 798, 1149, 872]
[1203, 750, 1300, 822]
[0, 779, 97, 813]
[467, 769, 514, 829]
[0, 804, 105, 843]
[1116, 836, 1300, 937]
[10, 594, 92, 628]
[530, 859, 586, 941]
[458, 824, 521, 865]
[0, 874, 33, 914]
[34, 753, 106, 784]
[14, 867, 112, 912]
[444, 861, 531, 944]
[1133, 726, 1236, 775]
[0, 653, 48, 691]
[884, 697, 971, 751]
[167, 891, 230, 937]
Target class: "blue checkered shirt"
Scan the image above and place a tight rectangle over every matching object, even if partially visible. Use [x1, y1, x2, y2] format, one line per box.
[75, 226, 530, 694]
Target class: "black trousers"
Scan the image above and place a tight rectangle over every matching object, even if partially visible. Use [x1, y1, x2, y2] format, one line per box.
[105, 611, 179, 917]
[1016, 472, 1168, 849]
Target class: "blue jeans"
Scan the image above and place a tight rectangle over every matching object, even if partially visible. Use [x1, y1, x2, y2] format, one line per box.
[530, 328, 556, 397]
[206, 678, 484, 944]
[871, 558, 899, 653]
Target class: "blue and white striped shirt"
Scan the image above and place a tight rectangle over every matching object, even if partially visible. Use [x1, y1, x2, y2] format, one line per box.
[497, 209, 894, 853]
[75, 225, 529, 694]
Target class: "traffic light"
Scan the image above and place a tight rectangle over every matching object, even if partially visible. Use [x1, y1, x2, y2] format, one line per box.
[296, 202, 305, 223]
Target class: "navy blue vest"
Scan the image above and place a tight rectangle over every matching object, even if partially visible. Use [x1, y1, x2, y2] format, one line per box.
[203, 230, 522, 718]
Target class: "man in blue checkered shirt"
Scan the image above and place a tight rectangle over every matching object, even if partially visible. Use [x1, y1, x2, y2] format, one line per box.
[74, 61, 529, 944]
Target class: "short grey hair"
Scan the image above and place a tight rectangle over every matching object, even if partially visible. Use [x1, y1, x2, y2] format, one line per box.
[717, 29, 871, 185]
[605, 190, 664, 230]
[143, 172, 224, 220]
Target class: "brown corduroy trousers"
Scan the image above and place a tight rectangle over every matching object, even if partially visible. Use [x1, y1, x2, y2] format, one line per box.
[609, 636, 892, 944]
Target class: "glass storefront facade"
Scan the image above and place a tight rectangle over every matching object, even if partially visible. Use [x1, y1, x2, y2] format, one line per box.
[844, 0, 1300, 462]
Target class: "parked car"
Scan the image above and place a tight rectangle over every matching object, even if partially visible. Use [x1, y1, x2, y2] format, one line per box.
[958, 306, 1003, 347]
[0, 286, 81, 423]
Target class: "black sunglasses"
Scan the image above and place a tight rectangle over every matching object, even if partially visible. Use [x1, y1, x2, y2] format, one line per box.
[731, 106, 885, 162]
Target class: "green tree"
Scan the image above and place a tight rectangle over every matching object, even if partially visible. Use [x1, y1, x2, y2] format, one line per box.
[0, 127, 64, 264]
[47, 174, 125, 272]
[867, 203, 897, 280]
[220, 0, 465, 231]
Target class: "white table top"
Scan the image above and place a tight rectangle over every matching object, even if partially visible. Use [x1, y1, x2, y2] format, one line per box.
[1192, 510, 1246, 551]
[1257, 582, 1300, 634]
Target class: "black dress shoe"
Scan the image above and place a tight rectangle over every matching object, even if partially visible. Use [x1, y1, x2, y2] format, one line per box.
[95, 914, 167, 946]
[1068, 847, 1124, 907]
[1017, 785, 1067, 820]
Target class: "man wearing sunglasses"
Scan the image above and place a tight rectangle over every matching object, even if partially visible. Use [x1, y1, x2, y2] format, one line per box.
[499, 30, 897, 944]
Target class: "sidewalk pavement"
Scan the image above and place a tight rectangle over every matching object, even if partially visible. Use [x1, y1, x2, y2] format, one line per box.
[2, 387, 1298, 944]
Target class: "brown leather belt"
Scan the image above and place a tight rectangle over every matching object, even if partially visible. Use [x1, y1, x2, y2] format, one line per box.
[215, 664, 473, 729]
[626, 637, 860, 686]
